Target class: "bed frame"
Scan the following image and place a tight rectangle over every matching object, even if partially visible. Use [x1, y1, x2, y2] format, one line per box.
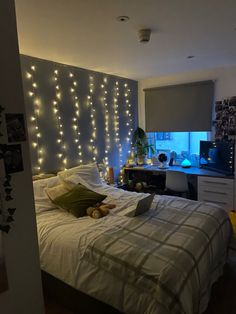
[41, 271, 121, 313]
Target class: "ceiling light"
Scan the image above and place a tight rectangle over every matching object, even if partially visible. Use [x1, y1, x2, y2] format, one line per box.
[116, 16, 129, 22]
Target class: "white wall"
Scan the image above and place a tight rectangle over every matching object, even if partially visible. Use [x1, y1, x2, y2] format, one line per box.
[138, 65, 236, 129]
[0, 1, 44, 313]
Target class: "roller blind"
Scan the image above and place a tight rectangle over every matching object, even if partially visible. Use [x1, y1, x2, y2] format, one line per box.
[144, 80, 214, 132]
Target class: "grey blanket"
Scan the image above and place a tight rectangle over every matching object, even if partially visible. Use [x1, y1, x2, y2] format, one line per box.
[82, 196, 231, 314]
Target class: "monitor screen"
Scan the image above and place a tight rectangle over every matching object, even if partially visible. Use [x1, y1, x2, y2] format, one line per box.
[199, 141, 234, 175]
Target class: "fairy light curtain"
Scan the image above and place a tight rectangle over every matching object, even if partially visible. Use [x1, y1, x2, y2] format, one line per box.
[20, 55, 138, 175]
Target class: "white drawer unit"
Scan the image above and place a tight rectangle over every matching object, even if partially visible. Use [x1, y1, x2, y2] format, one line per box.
[198, 176, 234, 212]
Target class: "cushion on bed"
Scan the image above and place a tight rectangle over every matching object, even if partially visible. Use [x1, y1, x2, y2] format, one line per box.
[33, 175, 61, 213]
[58, 165, 83, 180]
[58, 163, 99, 180]
[59, 162, 102, 189]
[52, 183, 107, 218]
[45, 184, 70, 201]
[33, 176, 61, 196]
[33, 173, 56, 181]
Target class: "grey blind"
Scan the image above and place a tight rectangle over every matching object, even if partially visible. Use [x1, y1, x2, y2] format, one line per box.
[144, 80, 214, 132]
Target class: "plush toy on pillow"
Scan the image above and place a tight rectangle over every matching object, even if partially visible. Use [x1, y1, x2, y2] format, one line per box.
[87, 203, 116, 219]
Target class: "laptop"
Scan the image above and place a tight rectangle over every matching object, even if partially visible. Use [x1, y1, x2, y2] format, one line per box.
[124, 193, 155, 217]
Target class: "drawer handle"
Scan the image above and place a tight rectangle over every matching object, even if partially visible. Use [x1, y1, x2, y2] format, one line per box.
[203, 199, 227, 205]
[203, 190, 227, 195]
[203, 181, 228, 185]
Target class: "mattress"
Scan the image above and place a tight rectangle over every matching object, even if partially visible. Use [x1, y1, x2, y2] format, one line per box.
[36, 184, 231, 314]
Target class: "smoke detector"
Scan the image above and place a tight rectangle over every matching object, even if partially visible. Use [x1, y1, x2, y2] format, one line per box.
[138, 29, 151, 43]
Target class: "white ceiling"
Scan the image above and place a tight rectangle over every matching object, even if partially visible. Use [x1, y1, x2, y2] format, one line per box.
[15, 0, 236, 80]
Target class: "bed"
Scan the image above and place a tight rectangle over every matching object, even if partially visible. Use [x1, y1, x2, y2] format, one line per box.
[34, 163, 232, 314]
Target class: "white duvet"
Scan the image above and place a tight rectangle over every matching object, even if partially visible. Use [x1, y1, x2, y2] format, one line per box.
[36, 183, 230, 314]
[36, 184, 151, 293]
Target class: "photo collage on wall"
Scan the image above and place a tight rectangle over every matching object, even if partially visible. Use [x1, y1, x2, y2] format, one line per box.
[0, 107, 27, 294]
[1, 113, 26, 174]
[213, 97, 236, 140]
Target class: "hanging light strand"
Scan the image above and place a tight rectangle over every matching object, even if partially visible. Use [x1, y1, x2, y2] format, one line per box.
[69, 72, 83, 164]
[124, 83, 133, 154]
[26, 65, 44, 172]
[101, 77, 110, 166]
[113, 81, 123, 169]
[87, 75, 97, 162]
[52, 69, 67, 169]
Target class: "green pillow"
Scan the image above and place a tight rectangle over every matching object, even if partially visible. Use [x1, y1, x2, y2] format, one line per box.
[53, 184, 107, 218]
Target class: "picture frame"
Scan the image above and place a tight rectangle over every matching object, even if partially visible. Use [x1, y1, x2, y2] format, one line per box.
[5, 113, 26, 143]
[0, 144, 24, 174]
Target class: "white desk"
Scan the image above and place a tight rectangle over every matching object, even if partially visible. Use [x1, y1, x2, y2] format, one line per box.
[124, 165, 233, 177]
[124, 166, 235, 212]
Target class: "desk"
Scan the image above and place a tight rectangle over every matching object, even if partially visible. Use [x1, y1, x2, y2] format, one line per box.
[124, 165, 233, 177]
[123, 166, 235, 211]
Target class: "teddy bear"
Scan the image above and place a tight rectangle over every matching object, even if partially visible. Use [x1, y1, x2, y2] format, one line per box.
[86, 203, 116, 219]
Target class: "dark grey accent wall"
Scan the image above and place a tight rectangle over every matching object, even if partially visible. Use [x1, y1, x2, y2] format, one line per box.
[20, 55, 138, 176]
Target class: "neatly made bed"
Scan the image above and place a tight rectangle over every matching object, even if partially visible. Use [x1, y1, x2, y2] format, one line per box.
[34, 165, 232, 314]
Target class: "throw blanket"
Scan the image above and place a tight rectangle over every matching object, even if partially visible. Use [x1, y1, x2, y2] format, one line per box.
[80, 196, 231, 314]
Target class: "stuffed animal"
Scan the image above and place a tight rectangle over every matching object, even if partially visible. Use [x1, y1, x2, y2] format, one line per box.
[86, 203, 116, 219]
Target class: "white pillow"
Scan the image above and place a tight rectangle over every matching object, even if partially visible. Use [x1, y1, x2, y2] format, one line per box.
[45, 184, 69, 201]
[32, 173, 56, 181]
[33, 176, 60, 197]
[33, 176, 61, 213]
[58, 162, 102, 186]
[60, 163, 103, 189]
[57, 164, 84, 181]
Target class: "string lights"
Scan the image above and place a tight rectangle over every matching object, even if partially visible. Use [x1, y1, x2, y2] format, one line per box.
[69, 72, 83, 164]
[87, 75, 98, 162]
[124, 82, 133, 154]
[26, 65, 44, 172]
[101, 77, 110, 166]
[25, 62, 136, 176]
[52, 69, 67, 169]
[113, 81, 123, 170]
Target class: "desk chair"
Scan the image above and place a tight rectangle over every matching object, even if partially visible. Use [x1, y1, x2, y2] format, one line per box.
[165, 170, 189, 198]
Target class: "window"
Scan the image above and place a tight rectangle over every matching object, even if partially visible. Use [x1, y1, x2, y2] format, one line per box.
[147, 132, 209, 166]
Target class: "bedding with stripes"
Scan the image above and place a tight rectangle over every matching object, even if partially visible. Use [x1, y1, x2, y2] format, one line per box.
[36, 187, 231, 314]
